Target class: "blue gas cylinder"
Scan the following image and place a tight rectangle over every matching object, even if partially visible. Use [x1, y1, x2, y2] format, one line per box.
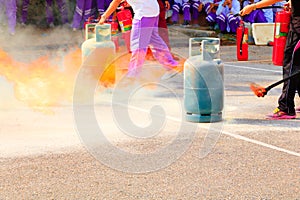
[81, 24, 116, 84]
[184, 38, 224, 122]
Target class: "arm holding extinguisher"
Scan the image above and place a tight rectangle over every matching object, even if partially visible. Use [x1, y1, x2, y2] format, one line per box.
[99, 0, 123, 24]
[240, 0, 290, 16]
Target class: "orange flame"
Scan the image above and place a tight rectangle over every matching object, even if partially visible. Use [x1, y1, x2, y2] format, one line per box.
[0, 47, 119, 113]
[0, 46, 184, 113]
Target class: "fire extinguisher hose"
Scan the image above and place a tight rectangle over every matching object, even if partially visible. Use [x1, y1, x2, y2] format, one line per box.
[240, 22, 244, 55]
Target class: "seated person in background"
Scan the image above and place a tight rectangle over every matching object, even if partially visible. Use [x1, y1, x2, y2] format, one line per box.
[171, 0, 201, 27]
[199, 0, 221, 29]
[242, 0, 267, 23]
[216, 0, 240, 33]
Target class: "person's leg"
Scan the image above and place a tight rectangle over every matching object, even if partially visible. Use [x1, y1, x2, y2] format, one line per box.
[254, 10, 267, 23]
[0, 0, 4, 25]
[5, 0, 16, 34]
[83, 0, 93, 24]
[216, 13, 227, 32]
[46, 0, 54, 25]
[127, 17, 155, 77]
[103, 0, 113, 19]
[278, 31, 300, 115]
[227, 13, 239, 33]
[171, 2, 180, 23]
[96, 0, 104, 14]
[149, 16, 178, 69]
[21, 0, 30, 24]
[182, 0, 191, 22]
[191, 0, 200, 23]
[205, 3, 216, 23]
[71, 0, 85, 29]
[242, 11, 256, 23]
[56, 0, 69, 24]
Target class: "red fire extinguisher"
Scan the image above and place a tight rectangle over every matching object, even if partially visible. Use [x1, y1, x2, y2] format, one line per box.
[236, 20, 248, 61]
[272, 9, 291, 66]
[116, 1, 133, 52]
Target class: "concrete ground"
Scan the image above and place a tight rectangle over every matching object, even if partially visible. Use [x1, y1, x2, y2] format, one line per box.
[0, 25, 299, 199]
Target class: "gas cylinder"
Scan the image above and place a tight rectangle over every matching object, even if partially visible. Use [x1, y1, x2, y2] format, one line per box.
[272, 9, 291, 66]
[84, 17, 120, 51]
[236, 21, 248, 61]
[81, 24, 116, 85]
[184, 38, 224, 123]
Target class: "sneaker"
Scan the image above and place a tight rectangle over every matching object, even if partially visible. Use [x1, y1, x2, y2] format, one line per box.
[182, 20, 191, 27]
[266, 108, 296, 120]
[172, 21, 179, 26]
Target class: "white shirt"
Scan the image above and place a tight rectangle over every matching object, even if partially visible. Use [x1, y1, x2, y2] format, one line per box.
[127, 0, 159, 20]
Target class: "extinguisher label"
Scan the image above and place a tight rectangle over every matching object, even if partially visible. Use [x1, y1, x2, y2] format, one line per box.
[275, 23, 281, 38]
[243, 34, 248, 44]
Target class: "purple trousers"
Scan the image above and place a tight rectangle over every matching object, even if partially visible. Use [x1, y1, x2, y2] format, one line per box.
[243, 10, 267, 24]
[128, 16, 178, 77]
[96, 0, 112, 15]
[71, 0, 93, 29]
[0, 0, 16, 34]
[46, 0, 69, 24]
[216, 13, 239, 33]
[171, 1, 200, 22]
[20, 0, 29, 23]
[205, 3, 217, 23]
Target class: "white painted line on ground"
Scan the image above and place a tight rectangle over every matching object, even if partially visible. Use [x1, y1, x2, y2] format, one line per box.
[120, 103, 300, 157]
[220, 129, 300, 157]
[224, 63, 282, 74]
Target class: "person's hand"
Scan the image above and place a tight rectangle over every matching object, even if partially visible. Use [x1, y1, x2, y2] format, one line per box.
[98, 15, 106, 25]
[198, 3, 203, 12]
[240, 4, 256, 16]
[227, 0, 232, 9]
[165, 1, 170, 10]
[284, 0, 291, 11]
[223, 0, 229, 6]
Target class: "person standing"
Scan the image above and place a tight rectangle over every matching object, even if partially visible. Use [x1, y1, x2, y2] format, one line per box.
[0, 0, 17, 35]
[240, 0, 300, 119]
[46, 0, 69, 27]
[98, 0, 180, 79]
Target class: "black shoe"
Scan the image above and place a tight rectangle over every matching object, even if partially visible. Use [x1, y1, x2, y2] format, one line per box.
[182, 20, 191, 27]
